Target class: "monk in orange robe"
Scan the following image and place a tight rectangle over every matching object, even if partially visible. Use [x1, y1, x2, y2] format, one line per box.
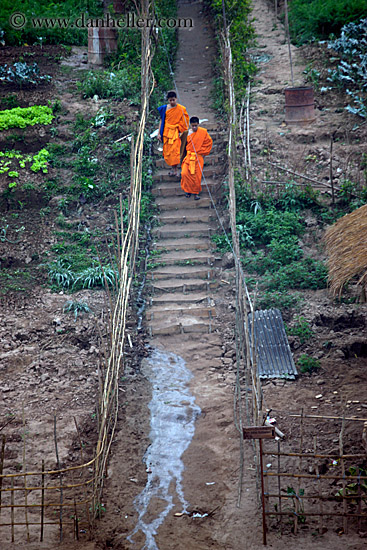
[181, 117, 213, 200]
[158, 90, 189, 177]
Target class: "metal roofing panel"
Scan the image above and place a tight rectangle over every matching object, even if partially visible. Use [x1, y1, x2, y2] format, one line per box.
[248, 308, 298, 379]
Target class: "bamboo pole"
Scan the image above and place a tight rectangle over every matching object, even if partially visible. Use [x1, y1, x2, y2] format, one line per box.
[265, 511, 367, 518]
[22, 406, 30, 542]
[277, 440, 282, 534]
[289, 414, 367, 422]
[314, 436, 323, 534]
[265, 472, 367, 481]
[11, 477, 14, 542]
[53, 415, 63, 541]
[330, 136, 335, 205]
[262, 451, 367, 459]
[284, 0, 294, 86]
[73, 417, 92, 532]
[40, 460, 45, 542]
[339, 415, 348, 534]
[0, 435, 5, 517]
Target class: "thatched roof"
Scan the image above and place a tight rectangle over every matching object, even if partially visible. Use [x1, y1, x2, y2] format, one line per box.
[324, 204, 367, 298]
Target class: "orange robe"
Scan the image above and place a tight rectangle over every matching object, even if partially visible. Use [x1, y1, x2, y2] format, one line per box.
[181, 127, 213, 194]
[163, 104, 189, 166]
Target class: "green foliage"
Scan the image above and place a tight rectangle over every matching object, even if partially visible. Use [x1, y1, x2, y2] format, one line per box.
[263, 258, 328, 291]
[30, 148, 49, 173]
[297, 354, 320, 374]
[47, 259, 118, 291]
[327, 18, 367, 119]
[287, 316, 314, 343]
[211, 233, 232, 252]
[257, 291, 301, 311]
[204, 0, 256, 94]
[0, 105, 54, 130]
[236, 208, 305, 248]
[0, 62, 51, 87]
[336, 465, 367, 502]
[0, 0, 103, 46]
[1, 94, 19, 109]
[78, 68, 140, 104]
[288, 0, 367, 44]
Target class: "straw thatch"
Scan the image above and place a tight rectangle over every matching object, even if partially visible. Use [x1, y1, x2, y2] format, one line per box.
[324, 204, 367, 300]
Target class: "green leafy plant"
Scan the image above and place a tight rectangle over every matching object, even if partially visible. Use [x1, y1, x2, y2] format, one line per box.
[63, 300, 91, 321]
[297, 354, 320, 374]
[0, 62, 51, 87]
[286, 486, 306, 524]
[336, 466, 367, 503]
[287, 317, 314, 343]
[257, 291, 301, 311]
[0, 105, 54, 130]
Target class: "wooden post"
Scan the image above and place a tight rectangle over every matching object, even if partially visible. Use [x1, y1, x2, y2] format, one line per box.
[0, 435, 6, 517]
[330, 136, 335, 205]
[284, 0, 294, 87]
[339, 415, 348, 534]
[11, 477, 14, 543]
[54, 415, 63, 541]
[243, 427, 275, 545]
[314, 436, 323, 534]
[277, 440, 282, 534]
[22, 406, 30, 542]
[40, 460, 45, 542]
[259, 438, 267, 545]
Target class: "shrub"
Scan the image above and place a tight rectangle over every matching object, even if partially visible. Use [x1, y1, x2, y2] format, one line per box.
[78, 68, 140, 104]
[257, 291, 301, 311]
[288, 0, 367, 44]
[297, 354, 320, 374]
[236, 208, 305, 247]
[264, 258, 328, 291]
[287, 317, 314, 343]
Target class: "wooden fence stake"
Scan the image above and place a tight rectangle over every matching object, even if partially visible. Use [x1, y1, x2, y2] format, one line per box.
[0, 435, 6, 517]
[40, 460, 45, 542]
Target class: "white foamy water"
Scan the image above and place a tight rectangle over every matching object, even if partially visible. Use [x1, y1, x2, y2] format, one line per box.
[127, 348, 200, 550]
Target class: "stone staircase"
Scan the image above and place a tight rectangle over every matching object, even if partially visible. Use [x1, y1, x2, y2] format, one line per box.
[146, 125, 226, 337]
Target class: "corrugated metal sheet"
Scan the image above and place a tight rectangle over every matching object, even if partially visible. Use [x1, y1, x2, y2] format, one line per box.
[248, 308, 297, 379]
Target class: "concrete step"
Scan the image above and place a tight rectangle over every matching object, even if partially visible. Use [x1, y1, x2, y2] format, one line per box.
[156, 196, 211, 210]
[153, 237, 211, 252]
[151, 278, 218, 294]
[151, 180, 219, 198]
[147, 264, 212, 280]
[150, 291, 213, 305]
[152, 222, 215, 239]
[155, 153, 224, 169]
[153, 166, 222, 183]
[157, 208, 214, 225]
[146, 303, 216, 320]
[147, 317, 216, 336]
[152, 249, 214, 265]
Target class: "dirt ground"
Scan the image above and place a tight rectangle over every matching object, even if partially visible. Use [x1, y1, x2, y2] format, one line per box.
[1, 0, 367, 549]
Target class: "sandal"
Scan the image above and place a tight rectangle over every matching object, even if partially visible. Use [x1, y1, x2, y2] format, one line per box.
[185, 193, 191, 198]
[194, 194, 200, 201]
[168, 170, 178, 177]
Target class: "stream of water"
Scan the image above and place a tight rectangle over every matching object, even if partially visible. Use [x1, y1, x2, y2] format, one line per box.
[127, 347, 200, 550]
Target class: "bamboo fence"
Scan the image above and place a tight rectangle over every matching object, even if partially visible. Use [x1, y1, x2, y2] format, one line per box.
[0, 5, 154, 542]
[260, 411, 367, 537]
[220, 18, 367, 541]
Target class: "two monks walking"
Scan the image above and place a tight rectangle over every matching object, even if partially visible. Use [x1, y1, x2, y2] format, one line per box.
[158, 90, 212, 200]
